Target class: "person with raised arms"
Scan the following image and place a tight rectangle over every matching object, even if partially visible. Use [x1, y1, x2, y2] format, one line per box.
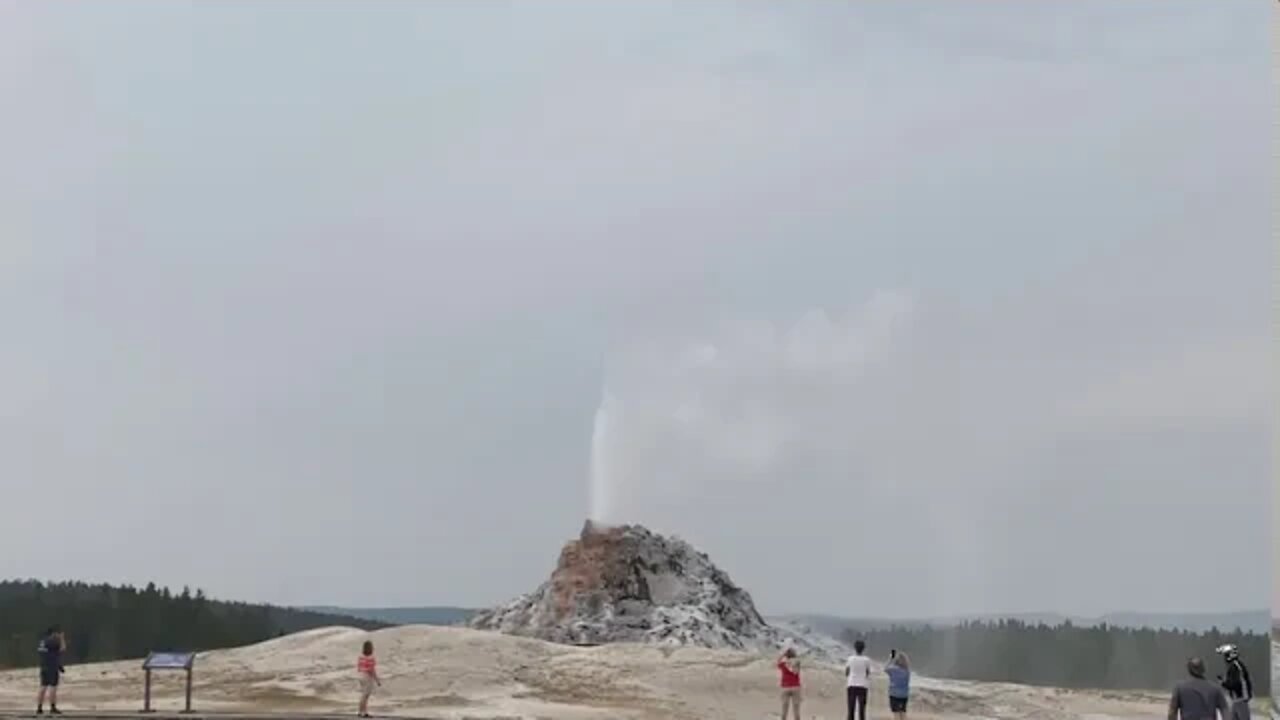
[884, 649, 911, 719]
[36, 625, 66, 715]
[776, 646, 802, 720]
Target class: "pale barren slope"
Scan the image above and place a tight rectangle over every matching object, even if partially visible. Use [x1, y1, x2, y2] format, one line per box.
[0, 626, 1169, 720]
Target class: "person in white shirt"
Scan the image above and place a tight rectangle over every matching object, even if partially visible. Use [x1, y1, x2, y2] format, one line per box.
[845, 639, 872, 720]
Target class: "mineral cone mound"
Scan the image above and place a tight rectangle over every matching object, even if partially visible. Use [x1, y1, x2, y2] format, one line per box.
[469, 520, 820, 656]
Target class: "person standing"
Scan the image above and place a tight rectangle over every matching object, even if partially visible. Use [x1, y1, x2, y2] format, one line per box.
[1215, 644, 1253, 720]
[845, 639, 871, 720]
[1169, 656, 1232, 720]
[776, 647, 802, 720]
[36, 626, 65, 715]
[884, 649, 911, 719]
[356, 640, 382, 718]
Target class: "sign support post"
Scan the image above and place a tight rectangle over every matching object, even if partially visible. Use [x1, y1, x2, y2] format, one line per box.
[140, 651, 197, 714]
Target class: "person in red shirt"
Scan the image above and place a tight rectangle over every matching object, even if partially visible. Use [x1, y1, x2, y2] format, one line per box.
[356, 640, 381, 718]
[777, 647, 802, 720]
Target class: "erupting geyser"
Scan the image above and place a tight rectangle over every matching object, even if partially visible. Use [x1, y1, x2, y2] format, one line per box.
[588, 390, 616, 525]
[467, 520, 833, 655]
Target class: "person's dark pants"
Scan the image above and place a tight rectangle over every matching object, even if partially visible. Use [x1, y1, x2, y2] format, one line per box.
[846, 686, 868, 720]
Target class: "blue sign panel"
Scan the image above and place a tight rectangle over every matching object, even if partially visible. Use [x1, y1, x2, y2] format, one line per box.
[143, 652, 195, 670]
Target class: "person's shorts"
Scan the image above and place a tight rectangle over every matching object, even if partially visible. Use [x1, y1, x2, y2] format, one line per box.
[889, 696, 909, 712]
[39, 667, 59, 688]
[358, 674, 376, 696]
[781, 687, 801, 703]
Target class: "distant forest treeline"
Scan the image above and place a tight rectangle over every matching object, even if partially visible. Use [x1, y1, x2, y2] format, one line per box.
[0, 580, 386, 669]
[842, 619, 1269, 694]
[303, 605, 476, 626]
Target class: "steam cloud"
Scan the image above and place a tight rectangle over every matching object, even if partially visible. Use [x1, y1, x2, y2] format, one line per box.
[588, 289, 913, 525]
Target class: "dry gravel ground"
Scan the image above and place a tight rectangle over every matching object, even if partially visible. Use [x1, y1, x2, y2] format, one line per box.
[0, 626, 1174, 719]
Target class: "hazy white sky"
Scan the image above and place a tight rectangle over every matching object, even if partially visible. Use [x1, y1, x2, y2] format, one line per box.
[1, 1, 1271, 619]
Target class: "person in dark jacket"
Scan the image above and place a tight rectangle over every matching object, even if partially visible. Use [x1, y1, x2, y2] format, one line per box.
[1169, 656, 1232, 720]
[1215, 644, 1253, 720]
[36, 626, 66, 715]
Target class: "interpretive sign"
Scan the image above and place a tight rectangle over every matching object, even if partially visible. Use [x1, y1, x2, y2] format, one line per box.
[141, 651, 197, 713]
[143, 653, 195, 671]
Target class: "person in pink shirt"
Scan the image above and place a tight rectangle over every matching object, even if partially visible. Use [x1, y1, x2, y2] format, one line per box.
[356, 640, 382, 718]
[777, 647, 802, 720]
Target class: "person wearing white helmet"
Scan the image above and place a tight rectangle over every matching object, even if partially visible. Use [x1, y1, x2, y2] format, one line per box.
[1215, 644, 1253, 720]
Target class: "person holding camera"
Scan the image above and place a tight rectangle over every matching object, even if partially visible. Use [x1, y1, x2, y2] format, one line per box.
[885, 649, 912, 719]
[36, 625, 66, 715]
[776, 646, 802, 720]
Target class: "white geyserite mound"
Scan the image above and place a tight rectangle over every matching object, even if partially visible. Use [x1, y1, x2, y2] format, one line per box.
[469, 520, 841, 661]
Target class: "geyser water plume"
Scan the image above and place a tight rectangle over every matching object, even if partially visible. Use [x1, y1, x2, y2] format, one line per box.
[588, 390, 616, 524]
[585, 291, 914, 532]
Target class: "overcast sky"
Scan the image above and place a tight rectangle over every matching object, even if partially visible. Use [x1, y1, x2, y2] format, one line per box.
[1, 1, 1272, 619]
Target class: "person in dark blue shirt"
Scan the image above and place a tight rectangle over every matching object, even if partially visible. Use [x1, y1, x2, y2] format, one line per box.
[36, 626, 65, 715]
[1169, 657, 1231, 720]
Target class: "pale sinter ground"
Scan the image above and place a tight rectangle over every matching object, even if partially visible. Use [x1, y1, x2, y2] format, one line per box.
[0, 625, 1181, 720]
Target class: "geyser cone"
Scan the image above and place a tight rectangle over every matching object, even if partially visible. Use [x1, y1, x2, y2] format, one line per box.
[469, 521, 832, 657]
